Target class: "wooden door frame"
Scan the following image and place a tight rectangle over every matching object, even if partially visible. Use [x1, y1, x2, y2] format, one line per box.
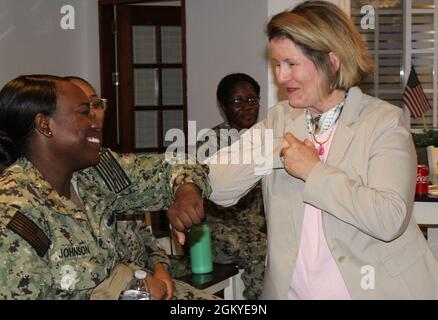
[116, 5, 135, 153]
[98, 0, 187, 153]
[98, 3, 118, 151]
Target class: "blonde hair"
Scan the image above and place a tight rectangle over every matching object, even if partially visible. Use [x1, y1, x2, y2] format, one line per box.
[267, 0, 373, 92]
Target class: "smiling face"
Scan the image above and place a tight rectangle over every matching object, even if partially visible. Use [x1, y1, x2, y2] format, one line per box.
[221, 81, 260, 130]
[271, 37, 347, 116]
[48, 81, 102, 169]
[270, 37, 328, 112]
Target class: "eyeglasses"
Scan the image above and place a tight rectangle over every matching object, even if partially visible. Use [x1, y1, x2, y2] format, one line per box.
[226, 96, 260, 108]
[90, 98, 108, 111]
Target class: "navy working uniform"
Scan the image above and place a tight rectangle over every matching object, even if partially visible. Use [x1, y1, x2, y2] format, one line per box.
[0, 150, 215, 299]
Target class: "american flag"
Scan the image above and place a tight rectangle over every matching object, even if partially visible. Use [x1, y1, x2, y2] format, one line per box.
[403, 67, 432, 118]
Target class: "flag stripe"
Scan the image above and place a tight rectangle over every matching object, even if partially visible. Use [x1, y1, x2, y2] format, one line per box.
[404, 89, 427, 118]
[403, 88, 422, 117]
[413, 87, 426, 107]
[403, 67, 432, 119]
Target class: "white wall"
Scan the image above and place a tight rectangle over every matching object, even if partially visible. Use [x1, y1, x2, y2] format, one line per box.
[0, 0, 100, 92]
[0, 0, 350, 132]
[185, 0, 269, 131]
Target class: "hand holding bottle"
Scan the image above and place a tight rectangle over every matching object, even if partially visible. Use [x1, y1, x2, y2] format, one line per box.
[167, 183, 205, 233]
[119, 270, 151, 300]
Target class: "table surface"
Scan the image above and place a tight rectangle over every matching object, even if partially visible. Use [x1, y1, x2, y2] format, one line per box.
[176, 263, 239, 290]
[415, 194, 438, 202]
[414, 197, 438, 225]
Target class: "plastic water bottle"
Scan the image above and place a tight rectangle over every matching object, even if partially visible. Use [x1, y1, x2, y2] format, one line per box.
[119, 270, 151, 300]
[189, 223, 213, 274]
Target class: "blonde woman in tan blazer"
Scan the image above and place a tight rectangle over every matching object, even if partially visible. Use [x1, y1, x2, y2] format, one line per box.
[168, 1, 438, 299]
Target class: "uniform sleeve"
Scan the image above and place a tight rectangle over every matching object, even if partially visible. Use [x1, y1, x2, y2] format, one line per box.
[109, 152, 211, 213]
[115, 218, 170, 271]
[142, 229, 170, 270]
[0, 216, 53, 300]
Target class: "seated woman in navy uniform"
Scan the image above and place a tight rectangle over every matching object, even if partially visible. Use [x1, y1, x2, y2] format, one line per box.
[0, 74, 215, 300]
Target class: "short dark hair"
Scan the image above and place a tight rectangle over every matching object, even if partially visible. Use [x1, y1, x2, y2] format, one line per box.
[0, 75, 66, 165]
[64, 76, 95, 90]
[216, 73, 260, 105]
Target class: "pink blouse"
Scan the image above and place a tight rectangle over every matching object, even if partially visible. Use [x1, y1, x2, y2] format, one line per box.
[288, 123, 351, 300]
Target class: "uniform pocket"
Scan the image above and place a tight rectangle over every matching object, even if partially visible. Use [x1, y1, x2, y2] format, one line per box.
[51, 242, 107, 295]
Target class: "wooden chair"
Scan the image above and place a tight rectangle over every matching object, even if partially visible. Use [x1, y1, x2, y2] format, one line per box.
[147, 211, 185, 256]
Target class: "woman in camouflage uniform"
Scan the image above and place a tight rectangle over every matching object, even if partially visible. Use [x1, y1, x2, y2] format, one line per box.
[0, 75, 214, 300]
[172, 73, 267, 300]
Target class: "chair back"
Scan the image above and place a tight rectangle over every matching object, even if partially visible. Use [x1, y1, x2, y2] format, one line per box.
[426, 145, 438, 185]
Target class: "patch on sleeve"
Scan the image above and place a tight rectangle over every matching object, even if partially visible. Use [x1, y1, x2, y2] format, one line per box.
[6, 211, 51, 257]
[95, 148, 132, 193]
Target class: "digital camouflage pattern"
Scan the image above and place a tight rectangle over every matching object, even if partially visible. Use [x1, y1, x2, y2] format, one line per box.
[0, 151, 213, 300]
[173, 122, 267, 300]
[207, 189, 266, 300]
[115, 217, 170, 275]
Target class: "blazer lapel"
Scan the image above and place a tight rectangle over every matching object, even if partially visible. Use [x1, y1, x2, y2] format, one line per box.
[325, 120, 354, 165]
[326, 87, 364, 165]
[284, 107, 307, 141]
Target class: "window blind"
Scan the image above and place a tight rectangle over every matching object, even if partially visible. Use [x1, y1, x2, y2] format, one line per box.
[351, 0, 437, 129]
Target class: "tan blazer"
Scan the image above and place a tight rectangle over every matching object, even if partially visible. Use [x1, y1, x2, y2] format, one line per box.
[208, 87, 438, 299]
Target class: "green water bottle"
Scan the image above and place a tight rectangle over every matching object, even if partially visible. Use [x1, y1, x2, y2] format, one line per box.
[189, 223, 213, 274]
